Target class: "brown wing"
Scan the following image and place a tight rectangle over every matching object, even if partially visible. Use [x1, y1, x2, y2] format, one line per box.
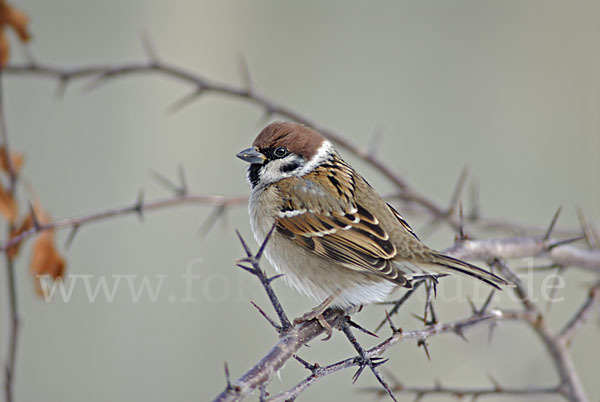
[276, 203, 409, 286]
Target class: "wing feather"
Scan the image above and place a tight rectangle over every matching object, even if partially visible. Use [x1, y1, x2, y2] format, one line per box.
[276, 204, 408, 286]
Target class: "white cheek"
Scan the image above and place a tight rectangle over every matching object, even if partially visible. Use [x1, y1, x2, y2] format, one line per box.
[257, 156, 304, 184]
[259, 162, 285, 184]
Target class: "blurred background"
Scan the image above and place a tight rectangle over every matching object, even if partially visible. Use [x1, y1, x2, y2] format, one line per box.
[0, 0, 598, 401]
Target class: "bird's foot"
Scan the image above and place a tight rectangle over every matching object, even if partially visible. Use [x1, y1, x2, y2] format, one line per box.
[293, 295, 335, 340]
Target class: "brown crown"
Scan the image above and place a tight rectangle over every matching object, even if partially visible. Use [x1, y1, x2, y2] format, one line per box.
[252, 122, 325, 160]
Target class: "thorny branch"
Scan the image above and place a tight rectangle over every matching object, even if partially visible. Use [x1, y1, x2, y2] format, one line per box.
[216, 238, 600, 402]
[2, 47, 599, 402]
[7, 56, 592, 237]
[1, 192, 247, 252]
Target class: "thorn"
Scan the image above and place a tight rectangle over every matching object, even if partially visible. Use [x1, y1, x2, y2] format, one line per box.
[134, 189, 145, 221]
[417, 339, 431, 361]
[234, 229, 252, 257]
[448, 167, 469, 214]
[544, 207, 562, 240]
[167, 88, 204, 114]
[411, 313, 426, 323]
[347, 319, 378, 338]
[238, 53, 253, 94]
[250, 301, 281, 331]
[256, 223, 276, 260]
[28, 202, 41, 230]
[139, 30, 159, 63]
[352, 363, 367, 384]
[457, 202, 466, 240]
[577, 207, 599, 249]
[467, 297, 477, 314]
[151, 169, 185, 196]
[547, 236, 584, 250]
[235, 262, 254, 274]
[468, 180, 480, 221]
[198, 205, 226, 238]
[224, 362, 232, 391]
[454, 326, 468, 342]
[384, 310, 397, 333]
[423, 281, 438, 325]
[372, 357, 390, 368]
[267, 273, 284, 284]
[178, 164, 188, 195]
[293, 354, 319, 372]
[64, 224, 80, 250]
[341, 318, 397, 401]
[479, 290, 495, 315]
[375, 281, 422, 333]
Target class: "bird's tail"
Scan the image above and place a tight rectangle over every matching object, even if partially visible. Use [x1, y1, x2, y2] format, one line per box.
[427, 253, 509, 290]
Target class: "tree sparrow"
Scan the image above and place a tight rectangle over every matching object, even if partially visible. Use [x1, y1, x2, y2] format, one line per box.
[237, 122, 507, 312]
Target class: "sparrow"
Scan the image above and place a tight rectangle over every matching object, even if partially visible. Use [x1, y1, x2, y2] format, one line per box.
[237, 121, 507, 317]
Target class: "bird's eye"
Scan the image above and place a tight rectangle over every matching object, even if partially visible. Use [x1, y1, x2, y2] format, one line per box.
[273, 147, 288, 158]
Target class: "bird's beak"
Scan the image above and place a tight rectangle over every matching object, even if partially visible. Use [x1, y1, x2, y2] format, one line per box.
[236, 147, 266, 164]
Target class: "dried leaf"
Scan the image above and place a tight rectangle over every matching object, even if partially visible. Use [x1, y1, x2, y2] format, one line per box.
[0, 31, 7, 67]
[0, 179, 16, 222]
[6, 212, 33, 259]
[30, 231, 65, 296]
[2, 2, 30, 41]
[28, 201, 66, 297]
[0, 146, 24, 175]
[0, 1, 32, 67]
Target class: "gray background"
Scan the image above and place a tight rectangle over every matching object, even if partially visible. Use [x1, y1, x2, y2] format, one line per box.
[1, 1, 598, 401]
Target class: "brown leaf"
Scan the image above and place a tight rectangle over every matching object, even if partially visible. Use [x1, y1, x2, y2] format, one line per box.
[6, 212, 33, 259]
[0, 1, 31, 67]
[2, 2, 30, 42]
[0, 146, 24, 175]
[30, 231, 65, 296]
[28, 202, 66, 297]
[0, 31, 7, 67]
[0, 179, 16, 222]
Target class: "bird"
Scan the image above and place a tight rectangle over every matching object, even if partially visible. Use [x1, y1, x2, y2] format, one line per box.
[236, 121, 507, 328]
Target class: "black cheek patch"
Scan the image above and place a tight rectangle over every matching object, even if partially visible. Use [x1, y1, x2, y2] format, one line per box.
[281, 160, 301, 173]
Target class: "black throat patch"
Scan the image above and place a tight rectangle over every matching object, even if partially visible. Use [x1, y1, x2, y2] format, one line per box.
[248, 163, 262, 188]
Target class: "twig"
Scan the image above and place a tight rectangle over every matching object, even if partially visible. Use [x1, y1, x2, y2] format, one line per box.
[493, 260, 589, 402]
[1, 193, 247, 252]
[340, 317, 396, 401]
[266, 312, 502, 402]
[235, 227, 291, 332]
[557, 282, 600, 345]
[375, 280, 424, 332]
[0, 69, 20, 402]
[443, 236, 600, 273]
[214, 309, 346, 402]
[364, 382, 559, 400]
[4, 59, 459, 230]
